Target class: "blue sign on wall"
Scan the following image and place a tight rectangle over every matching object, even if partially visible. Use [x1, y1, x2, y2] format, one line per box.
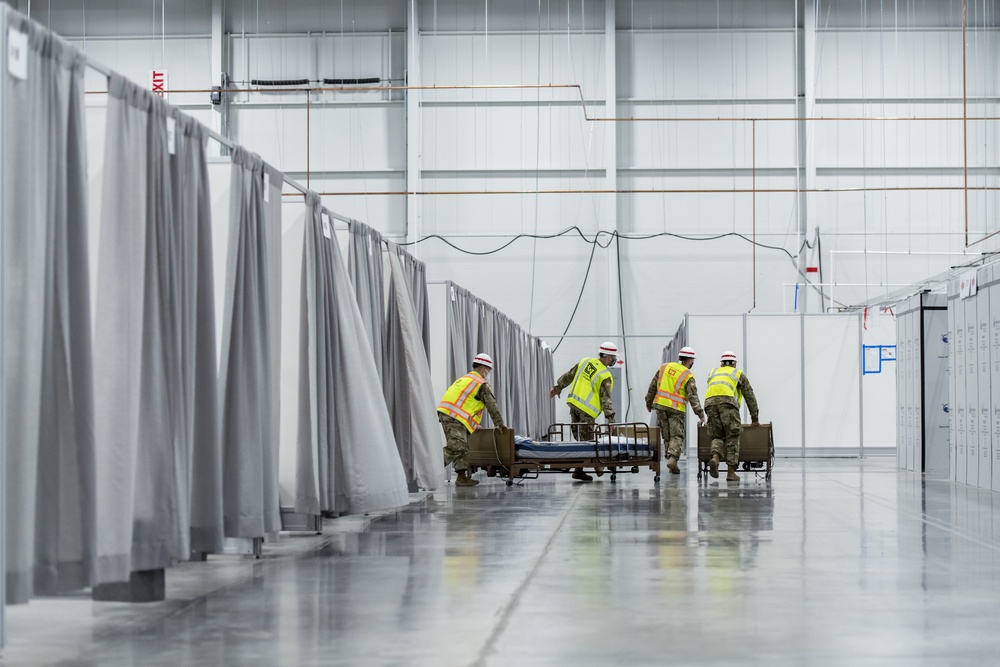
[862, 344, 897, 375]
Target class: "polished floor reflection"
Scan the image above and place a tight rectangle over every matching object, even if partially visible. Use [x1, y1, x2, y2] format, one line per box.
[6, 459, 1000, 665]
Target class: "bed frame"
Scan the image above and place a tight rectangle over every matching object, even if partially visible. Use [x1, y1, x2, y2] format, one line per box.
[467, 423, 662, 486]
[695, 422, 774, 481]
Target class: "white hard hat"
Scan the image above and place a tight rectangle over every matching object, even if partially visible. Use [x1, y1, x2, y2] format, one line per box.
[678, 346, 696, 359]
[599, 341, 618, 356]
[473, 353, 494, 369]
[720, 351, 738, 363]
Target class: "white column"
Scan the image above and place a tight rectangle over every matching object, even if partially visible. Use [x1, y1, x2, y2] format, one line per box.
[405, 0, 421, 249]
[211, 0, 229, 154]
[799, 0, 819, 311]
[603, 0, 627, 415]
[0, 6, 9, 646]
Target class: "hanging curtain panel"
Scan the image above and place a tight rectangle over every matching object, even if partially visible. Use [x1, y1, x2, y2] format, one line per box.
[295, 197, 409, 515]
[385, 245, 444, 491]
[172, 113, 224, 556]
[395, 250, 431, 361]
[347, 220, 386, 377]
[93, 74, 220, 583]
[441, 281, 554, 439]
[218, 147, 282, 540]
[2, 10, 95, 603]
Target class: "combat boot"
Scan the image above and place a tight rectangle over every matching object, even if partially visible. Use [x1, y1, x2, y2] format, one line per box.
[455, 470, 480, 487]
[726, 469, 740, 482]
[571, 468, 593, 482]
[666, 456, 680, 474]
[709, 454, 720, 479]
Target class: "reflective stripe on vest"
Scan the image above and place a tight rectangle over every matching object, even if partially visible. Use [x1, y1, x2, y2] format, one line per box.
[566, 357, 613, 418]
[704, 366, 743, 407]
[654, 362, 692, 412]
[437, 371, 487, 433]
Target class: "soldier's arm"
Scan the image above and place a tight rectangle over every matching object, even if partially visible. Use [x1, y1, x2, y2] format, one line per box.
[599, 378, 616, 422]
[479, 382, 507, 429]
[740, 374, 760, 422]
[686, 376, 707, 420]
[645, 372, 659, 411]
[551, 364, 578, 395]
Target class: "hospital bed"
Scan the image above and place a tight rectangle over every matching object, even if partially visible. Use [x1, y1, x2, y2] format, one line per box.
[695, 422, 774, 481]
[466, 423, 662, 486]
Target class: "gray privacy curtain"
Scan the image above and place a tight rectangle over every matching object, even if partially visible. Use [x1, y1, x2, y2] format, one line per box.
[295, 195, 409, 515]
[394, 249, 431, 359]
[444, 281, 554, 438]
[93, 73, 221, 583]
[347, 220, 386, 376]
[3, 10, 95, 603]
[348, 224, 438, 490]
[385, 245, 444, 491]
[219, 147, 282, 540]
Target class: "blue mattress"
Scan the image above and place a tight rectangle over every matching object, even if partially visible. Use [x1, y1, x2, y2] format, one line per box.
[514, 435, 653, 460]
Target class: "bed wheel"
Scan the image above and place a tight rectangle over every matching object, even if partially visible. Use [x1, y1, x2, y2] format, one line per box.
[742, 462, 750, 471]
[611, 474, 617, 483]
[654, 475, 661, 483]
[506, 479, 513, 487]
[630, 466, 639, 474]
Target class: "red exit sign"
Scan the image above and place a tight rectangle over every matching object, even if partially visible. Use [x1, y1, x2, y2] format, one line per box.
[150, 69, 168, 99]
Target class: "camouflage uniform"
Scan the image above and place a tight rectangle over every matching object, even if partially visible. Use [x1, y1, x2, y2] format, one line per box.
[553, 362, 616, 440]
[440, 380, 505, 472]
[704, 371, 759, 468]
[645, 368, 706, 460]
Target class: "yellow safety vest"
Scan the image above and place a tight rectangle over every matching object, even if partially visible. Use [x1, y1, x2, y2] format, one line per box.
[705, 367, 743, 407]
[566, 357, 613, 418]
[438, 371, 487, 433]
[655, 362, 692, 412]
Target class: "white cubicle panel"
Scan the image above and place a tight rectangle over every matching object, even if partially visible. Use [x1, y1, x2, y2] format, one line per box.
[683, 315, 745, 456]
[745, 316, 802, 456]
[804, 315, 862, 450]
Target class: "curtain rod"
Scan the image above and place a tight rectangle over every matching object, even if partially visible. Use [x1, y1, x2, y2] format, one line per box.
[83, 56, 357, 226]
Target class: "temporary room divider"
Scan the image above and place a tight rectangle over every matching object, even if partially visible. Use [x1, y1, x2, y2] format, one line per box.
[440, 281, 555, 439]
[348, 221, 441, 490]
[385, 245, 444, 491]
[290, 195, 410, 515]
[2, 8, 96, 604]
[218, 147, 283, 541]
[92, 72, 222, 584]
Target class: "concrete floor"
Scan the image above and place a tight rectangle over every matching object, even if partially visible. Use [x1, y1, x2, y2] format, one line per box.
[4, 458, 1000, 666]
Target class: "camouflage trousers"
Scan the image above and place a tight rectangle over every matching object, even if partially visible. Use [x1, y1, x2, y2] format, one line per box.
[706, 403, 742, 468]
[569, 406, 596, 441]
[440, 415, 471, 471]
[656, 408, 687, 460]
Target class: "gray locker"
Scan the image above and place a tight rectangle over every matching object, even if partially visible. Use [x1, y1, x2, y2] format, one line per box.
[967, 285, 979, 486]
[978, 265, 992, 488]
[924, 294, 950, 474]
[953, 283, 967, 484]
[991, 271, 1000, 491]
[895, 309, 907, 468]
[948, 279, 958, 481]
[894, 293, 950, 473]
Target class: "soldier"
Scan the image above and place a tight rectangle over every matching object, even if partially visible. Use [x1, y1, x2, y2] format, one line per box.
[549, 341, 618, 482]
[645, 346, 707, 474]
[704, 351, 760, 482]
[438, 353, 508, 487]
